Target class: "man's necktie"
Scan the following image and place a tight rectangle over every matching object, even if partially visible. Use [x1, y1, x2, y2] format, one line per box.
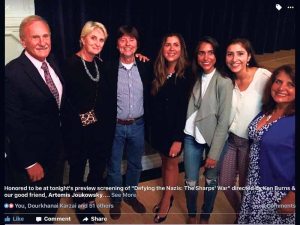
[41, 62, 60, 107]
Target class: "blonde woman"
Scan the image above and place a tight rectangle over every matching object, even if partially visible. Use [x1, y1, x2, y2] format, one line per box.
[63, 21, 114, 222]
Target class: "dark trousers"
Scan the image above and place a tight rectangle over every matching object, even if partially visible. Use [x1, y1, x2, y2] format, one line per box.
[68, 123, 109, 204]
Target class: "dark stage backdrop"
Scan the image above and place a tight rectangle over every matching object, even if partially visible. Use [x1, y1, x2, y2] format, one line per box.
[35, 0, 295, 65]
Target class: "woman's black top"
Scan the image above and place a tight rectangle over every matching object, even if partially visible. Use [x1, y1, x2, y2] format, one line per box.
[62, 55, 115, 161]
[150, 73, 191, 157]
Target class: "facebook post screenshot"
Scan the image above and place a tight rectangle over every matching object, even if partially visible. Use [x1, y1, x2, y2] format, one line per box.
[4, 0, 295, 224]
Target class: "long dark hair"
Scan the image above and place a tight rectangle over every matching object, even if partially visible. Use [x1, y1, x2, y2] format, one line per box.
[151, 33, 189, 95]
[191, 36, 228, 84]
[262, 64, 295, 116]
[224, 38, 259, 81]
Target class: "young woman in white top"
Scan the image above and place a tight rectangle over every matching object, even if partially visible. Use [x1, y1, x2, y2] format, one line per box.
[183, 36, 233, 224]
[218, 38, 271, 222]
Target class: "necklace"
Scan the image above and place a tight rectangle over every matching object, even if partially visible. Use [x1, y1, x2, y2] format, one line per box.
[266, 113, 272, 122]
[167, 73, 174, 79]
[266, 111, 284, 122]
[80, 56, 100, 82]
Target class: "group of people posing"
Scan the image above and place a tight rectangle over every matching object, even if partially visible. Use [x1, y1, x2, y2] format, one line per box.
[5, 15, 295, 224]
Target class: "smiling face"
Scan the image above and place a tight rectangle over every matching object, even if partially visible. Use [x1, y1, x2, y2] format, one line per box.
[226, 43, 251, 75]
[81, 28, 105, 56]
[197, 42, 216, 74]
[117, 34, 138, 61]
[271, 71, 295, 107]
[163, 36, 181, 65]
[20, 20, 51, 62]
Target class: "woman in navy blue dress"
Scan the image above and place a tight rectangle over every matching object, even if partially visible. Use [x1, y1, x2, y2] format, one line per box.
[238, 64, 295, 224]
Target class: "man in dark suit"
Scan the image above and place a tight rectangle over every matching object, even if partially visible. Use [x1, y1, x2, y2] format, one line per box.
[106, 25, 153, 220]
[5, 15, 67, 223]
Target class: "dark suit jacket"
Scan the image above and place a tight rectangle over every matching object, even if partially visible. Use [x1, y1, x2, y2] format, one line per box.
[105, 59, 153, 139]
[5, 51, 67, 173]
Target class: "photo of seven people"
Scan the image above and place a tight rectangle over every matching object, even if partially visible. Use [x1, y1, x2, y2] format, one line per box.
[5, 3, 295, 223]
